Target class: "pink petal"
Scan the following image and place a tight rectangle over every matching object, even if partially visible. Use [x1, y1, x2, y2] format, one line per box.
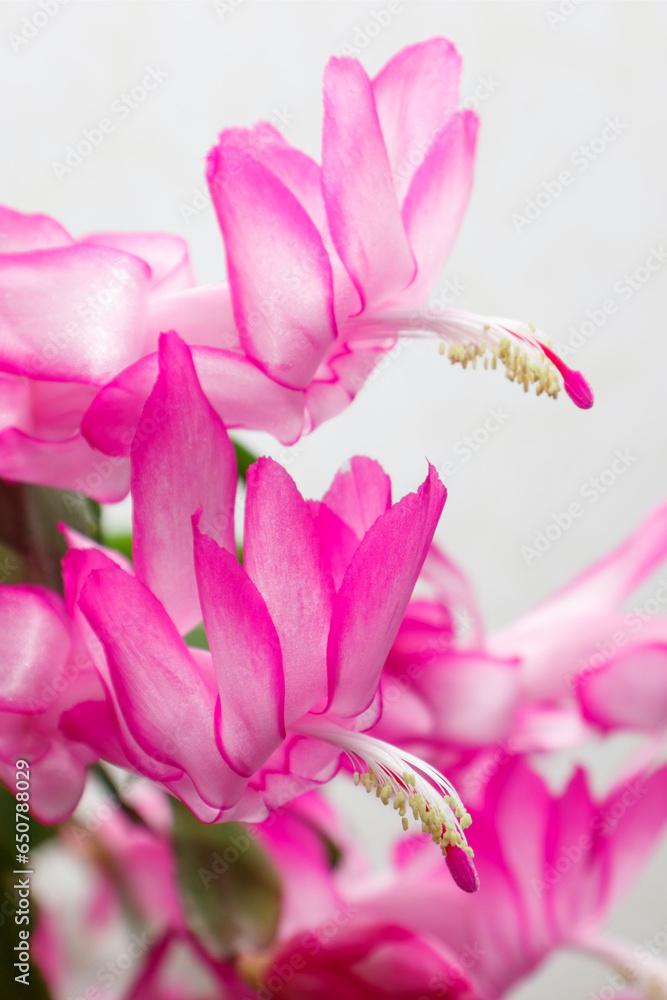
[0, 245, 150, 382]
[193, 519, 286, 776]
[372, 37, 463, 206]
[0, 427, 130, 501]
[131, 331, 237, 635]
[380, 650, 521, 748]
[0, 586, 71, 714]
[216, 125, 361, 322]
[82, 345, 305, 455]
[322, 57, 416, 311]
[327, 464, 446, 717]
[0, 205, 72, 252]
[62, 546, 181, 783]
[207, 143, 336, 388]
[15, 741, 87, 824]
[309, 502, 361, 591]
[83, 231, 194, 296]
[80, 562, 247, 810]
[600, 763, 667, 910]
[147, 284, 240, 351]
[321, 456, 392, 538]
[401, 110, 478, 304]
[244, 458, 335, 723]
[578, 643, 667, 732]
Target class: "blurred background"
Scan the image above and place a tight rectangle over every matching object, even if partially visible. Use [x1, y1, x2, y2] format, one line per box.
[1, 2, 666, 996]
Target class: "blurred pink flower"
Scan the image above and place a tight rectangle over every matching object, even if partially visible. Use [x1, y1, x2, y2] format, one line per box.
[83, 38, 592, 471]
[371, 502, 667, 783]
[0, 583, 99, 822]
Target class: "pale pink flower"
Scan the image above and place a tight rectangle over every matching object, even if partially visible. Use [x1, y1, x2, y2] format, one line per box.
[83, 38, 592, 468]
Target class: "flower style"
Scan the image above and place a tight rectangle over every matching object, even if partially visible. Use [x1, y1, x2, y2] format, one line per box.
[0, 205, 194, 499]
[82, 37, 592, 473]
[55, 331, 477, 888]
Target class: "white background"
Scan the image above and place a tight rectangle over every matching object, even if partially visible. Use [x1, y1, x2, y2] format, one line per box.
[2, 2, 667, 996]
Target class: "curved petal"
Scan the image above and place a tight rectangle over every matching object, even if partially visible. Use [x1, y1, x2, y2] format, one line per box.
[0, 205, 72, 252]
[0, 427, 130, 501]
[80, 562, 247, 811]
[217, 124, 361, 322]
[327, 464, 447, 717]
[244, 458, 335, 723]
[146, 283, 240, 351]
[401, 110, 478, 304]
[83, 231, 195, 296]
[82, 346, 305, 456]
[207, 143, 336, 388]
[577, 643, 667, 732]
[322, 56, 416, 311]
[193, 520, 285, 776]
[321, 456, 392, 538]
[131, 332, 237, 635]
[0, 586, 71, 714]
[0, 245, 150, 382]
[372, 37, 462, 206]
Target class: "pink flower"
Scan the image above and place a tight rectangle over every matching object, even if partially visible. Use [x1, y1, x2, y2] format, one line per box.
[83, 38, 592, 467]
[358, 757, 667, 999]
[372, 503, 667, 776]
[60, 332, 478, 887]
[0, 583, 100, 822]
[0, 205, 194, 499]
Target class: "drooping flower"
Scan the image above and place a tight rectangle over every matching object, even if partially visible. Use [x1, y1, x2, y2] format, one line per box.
[82, 37, 592, 470]
[58, 331, 477, 888]
[0, 205, 194, 499]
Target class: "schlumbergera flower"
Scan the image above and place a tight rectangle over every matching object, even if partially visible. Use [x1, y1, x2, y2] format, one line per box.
[0, 205, 194, 498]
[369, 501, 667, 789]
[28, 761, 667, 1000]
[82, 37, 592, 473]
[237, 762, 667, 1000]
[56, 332, 478, 891]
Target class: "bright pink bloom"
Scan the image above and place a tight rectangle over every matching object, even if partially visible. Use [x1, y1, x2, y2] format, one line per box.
[82, 38, 592, 468]
[61, 332, 477, 886]
[0, 206, 194, 499]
